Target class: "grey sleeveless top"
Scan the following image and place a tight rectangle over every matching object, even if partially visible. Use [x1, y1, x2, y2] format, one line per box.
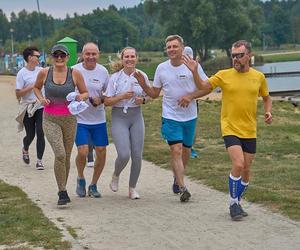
[44, 67, 75, 115]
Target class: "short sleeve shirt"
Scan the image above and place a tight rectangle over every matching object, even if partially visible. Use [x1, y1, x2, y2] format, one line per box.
[104, 69, 150, 108]
[209, 67, 269, 138]
[153, 60, 208, 122]
[72, 63, 109, 124]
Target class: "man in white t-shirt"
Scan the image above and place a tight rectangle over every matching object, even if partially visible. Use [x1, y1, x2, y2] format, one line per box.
[72, 42, 109, 198]
[135, 35, 210, 202]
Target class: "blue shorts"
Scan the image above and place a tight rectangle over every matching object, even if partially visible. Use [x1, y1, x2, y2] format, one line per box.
[75, 123, 109, 147]
[161, 118, 197, 148]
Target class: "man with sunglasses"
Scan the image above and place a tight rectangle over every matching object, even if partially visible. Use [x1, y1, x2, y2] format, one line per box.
[15, 46, 45, 170]
[184, 40, 272, 220]
[72, 42, 109, 198]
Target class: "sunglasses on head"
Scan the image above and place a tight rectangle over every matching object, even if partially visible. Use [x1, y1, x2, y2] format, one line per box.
[52, 53, 67, 59]
[231, 53, 246, 59]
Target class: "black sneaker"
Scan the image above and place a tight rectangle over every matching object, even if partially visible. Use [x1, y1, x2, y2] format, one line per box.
[229, 203, 243, 221]
[57, 191, 69, 206]
[238, 204, 248, 217]
[22, 149, 30, 164]
[65, 190, 71, 203]
[180, 188, 191, 202]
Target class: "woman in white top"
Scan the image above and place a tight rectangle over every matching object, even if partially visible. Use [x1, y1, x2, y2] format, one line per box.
[104, 47, 150, 199]
[15, 46, 45, 170]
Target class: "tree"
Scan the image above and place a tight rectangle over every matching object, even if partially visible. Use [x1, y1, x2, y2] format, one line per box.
[0, 9, 10, 43]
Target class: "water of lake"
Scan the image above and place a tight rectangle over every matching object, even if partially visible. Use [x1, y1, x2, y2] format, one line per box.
[254, 61, 300, 92]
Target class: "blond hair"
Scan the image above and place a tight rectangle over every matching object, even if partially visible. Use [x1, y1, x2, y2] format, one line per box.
[110, 47, 137, 73]
[165, 35, 184, 46]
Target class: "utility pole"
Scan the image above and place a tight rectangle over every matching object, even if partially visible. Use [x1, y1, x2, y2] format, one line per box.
[36, 0, 45, 63]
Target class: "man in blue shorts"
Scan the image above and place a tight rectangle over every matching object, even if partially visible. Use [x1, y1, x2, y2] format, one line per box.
[72, 42, 109, 198]
[136, 35, 210, 202]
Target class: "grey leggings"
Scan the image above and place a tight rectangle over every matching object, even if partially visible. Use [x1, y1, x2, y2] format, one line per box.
[111, 107, 145, 188]
[43, 113, 77, 192]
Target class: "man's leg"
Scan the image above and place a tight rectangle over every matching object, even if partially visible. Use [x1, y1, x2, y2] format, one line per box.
[227, 145, 245, 220]
[237, 152, 254, 216]
[170, 143, 185, 188]
[76, 145, 89, 179]
[91, 146, 106, 185]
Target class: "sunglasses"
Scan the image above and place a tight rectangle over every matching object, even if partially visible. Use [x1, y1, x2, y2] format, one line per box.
[52, 53, 67, 59]
[32, 54, 40, 58]
[231, 53, 245, 59]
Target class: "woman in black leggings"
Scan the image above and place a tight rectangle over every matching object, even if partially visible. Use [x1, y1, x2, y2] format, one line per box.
[15, 46, 45, 170]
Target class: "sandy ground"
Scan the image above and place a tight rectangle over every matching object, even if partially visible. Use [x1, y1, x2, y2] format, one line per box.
[1, 75, 300, 250]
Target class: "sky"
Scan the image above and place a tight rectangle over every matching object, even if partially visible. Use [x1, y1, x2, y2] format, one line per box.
[0, 0, 143, 19]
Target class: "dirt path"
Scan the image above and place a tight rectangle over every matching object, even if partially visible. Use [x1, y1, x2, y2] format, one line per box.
[0, 76, 300, 250]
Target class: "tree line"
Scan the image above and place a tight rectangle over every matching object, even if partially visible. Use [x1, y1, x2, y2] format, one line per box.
[0, 0, 299, 60]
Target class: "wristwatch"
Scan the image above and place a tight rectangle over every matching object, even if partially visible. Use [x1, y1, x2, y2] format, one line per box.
[142, 97, 146, 104]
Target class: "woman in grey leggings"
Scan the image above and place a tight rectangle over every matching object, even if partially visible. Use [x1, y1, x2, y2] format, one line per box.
[104, 47, 150, 199]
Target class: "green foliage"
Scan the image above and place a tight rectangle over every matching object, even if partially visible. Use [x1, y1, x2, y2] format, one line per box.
[1, 1, 300, 54]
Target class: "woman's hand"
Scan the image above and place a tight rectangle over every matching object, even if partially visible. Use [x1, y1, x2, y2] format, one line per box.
[121, 91, 134, 100]
[40, 97, 50, 106]
[135, 96, 144, 105]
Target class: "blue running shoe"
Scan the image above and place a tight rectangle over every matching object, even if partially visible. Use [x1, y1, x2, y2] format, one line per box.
[190, 148, 198, 158]
[76, 177, 86, 197]
[172, 177, 180, 194]
[88, 184, 101, 198]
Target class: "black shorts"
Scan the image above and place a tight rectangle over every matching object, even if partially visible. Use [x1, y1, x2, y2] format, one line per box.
[223, 135, 256, 154]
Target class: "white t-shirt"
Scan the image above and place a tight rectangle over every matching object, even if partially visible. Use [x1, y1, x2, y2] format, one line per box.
[16, 66, 43, 107]
[104, 69, 150, 108]
[153, 60, 208, 121]
[72, 63, 109, 124]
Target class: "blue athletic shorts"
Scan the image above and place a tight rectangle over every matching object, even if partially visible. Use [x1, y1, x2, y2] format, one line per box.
[75, 123, 109, 147]
[161, 118, 197, 148]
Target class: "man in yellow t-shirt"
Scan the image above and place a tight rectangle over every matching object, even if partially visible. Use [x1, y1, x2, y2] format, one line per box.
[183, 40, 273, 220]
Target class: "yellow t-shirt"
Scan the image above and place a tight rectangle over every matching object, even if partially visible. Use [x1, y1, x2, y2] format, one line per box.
[209, 68, 269, 138]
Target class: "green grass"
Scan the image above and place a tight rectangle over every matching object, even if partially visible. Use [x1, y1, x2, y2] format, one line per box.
[0, 180, 71, 249]
[140, 99, 300, 221]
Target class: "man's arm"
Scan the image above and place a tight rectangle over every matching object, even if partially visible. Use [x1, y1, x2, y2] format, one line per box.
[262, 95, 272, 124]
[178, 89, 212, 108]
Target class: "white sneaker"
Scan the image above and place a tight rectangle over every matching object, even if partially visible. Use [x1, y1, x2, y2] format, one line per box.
[109, 174, 119, 192]
[36, 160, 44, 170]
[129, 187, 140, 200]
[87, 161, 94, 168]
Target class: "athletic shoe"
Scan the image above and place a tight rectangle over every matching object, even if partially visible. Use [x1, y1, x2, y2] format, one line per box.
[190, 148, 198, 158]
[109, 174, 119, 192]
[76, 177, 86, 197]
[65, 190, 71, 203]
[36, 160, 44, 170]
[57, 191, 69, 206]
[88, 184, 101, 198]
[238, 204, 248, 217]
[172, 177, 180, 194]
[87, 161, 94, 168]
[129, 188, 140, 200]
[229, 203, 243, 221]
[180, 188, 191, 202]
[22, 149, 30, 164]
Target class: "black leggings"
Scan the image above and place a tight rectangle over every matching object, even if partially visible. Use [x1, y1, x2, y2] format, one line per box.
[23, 108, 45, 160]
